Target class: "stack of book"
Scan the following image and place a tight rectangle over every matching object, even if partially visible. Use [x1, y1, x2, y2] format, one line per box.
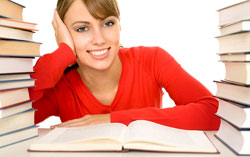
[0, 0, 40, 148]
[214, 0, 250, 156]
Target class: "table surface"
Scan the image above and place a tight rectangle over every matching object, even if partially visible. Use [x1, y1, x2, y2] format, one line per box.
[0, 129, 248, 157]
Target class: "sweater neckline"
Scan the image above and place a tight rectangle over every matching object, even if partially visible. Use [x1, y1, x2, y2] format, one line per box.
[72, 51, 125, 109]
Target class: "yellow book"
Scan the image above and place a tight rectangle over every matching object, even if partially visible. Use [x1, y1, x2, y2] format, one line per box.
[0, 0, 24, 21]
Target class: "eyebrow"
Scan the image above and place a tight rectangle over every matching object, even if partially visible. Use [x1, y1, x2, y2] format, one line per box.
[71, 21, 90, 27]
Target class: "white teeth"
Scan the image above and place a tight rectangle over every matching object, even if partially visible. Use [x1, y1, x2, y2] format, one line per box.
[90, 49, 108, 56]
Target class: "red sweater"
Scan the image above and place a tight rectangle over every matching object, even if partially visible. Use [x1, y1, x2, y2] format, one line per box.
[29, 43, 220, 130]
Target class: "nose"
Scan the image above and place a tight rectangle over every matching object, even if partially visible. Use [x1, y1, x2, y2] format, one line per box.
[91, 27, 106, 46]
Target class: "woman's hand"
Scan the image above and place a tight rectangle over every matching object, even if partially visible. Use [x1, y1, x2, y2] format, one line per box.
[50, 114, 111, 129]
[52, 9, 75, 54]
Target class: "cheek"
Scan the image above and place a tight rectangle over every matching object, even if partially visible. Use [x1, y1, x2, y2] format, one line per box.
[103, 27, 120, 44]
[71, 32, 91, 53]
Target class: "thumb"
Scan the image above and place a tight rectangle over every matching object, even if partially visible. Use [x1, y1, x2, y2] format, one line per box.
[50, 124, 59, 130]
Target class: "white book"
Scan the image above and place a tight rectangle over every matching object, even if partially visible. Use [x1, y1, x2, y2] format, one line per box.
[0, 79, 35, 91]
[0, 17, 37, 31]
[0, 109, 35, 135]
[0, 125, 38, 148]
[0, 25, 33, 41]
[219, 53, 250, 61]
[0, 100, 33, 118]
[0, 73, 31, 82]
[218, 0, 250, 27]
[215, 81, 250, 105]
[223, 62, 250, 85]
[220, 20, 250, 35]
[0, 57, 33, 74]
[29, 120, 218, 154]
[215, 119, 250, 155]
[216, 31, 250, 53]
[216, 98, 250, 128]
[0, 88, 30, 108]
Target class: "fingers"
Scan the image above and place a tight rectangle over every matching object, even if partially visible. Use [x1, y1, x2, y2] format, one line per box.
[52, 9, 64, 32]
[54, 9, 65, 26]
[51, 9, 75, 52]
[58, 120, 92, 128]
[51, 115, 91, 128]
[50, 114, 110, 129]
[50, 124, 57, 130]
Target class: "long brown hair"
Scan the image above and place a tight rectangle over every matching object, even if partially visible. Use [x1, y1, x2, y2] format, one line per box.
[57, 0, 120, 21]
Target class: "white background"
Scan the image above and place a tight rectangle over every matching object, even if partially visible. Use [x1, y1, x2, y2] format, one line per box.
[14, 0, 244, 127]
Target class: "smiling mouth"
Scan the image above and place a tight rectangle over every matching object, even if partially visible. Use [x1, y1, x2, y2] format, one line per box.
[87, 47, 111, 56]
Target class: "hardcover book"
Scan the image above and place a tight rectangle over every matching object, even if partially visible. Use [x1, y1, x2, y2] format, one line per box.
[0, 73, 31, 82]
[0, 100, 33, 118]
[0, 0, 24, 21]
[219, 52, 250, 62]
[215, 80, 250, 105]
[215, 119, 250, 155]
[0, 39, 41, 57]
[223, 61, 250, 85]
[0, 78, 35, 91]
[0, 87, 30, 108]
[0, 25, 34, 41]
[216, 31, 250, 53]
[218, 0, 250, 27]
[220, 20, 250, 35]
[216, 98, 250, 129]
[0, 17, 37, 31]
[0, 125, 38, 149]
[0, 57, 34, 74]
[0, 109, 35, 135]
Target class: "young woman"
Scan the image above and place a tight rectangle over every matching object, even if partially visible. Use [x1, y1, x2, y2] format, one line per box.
[29, 0, 220, 130]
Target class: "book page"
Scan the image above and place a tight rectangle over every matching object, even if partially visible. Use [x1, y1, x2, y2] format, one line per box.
[35, 123, 128, 144]
[126, 120, 214, 148]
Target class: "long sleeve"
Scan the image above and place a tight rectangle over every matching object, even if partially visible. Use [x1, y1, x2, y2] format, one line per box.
[29, 43, 76, 101]
[111, 47, 220, 130]
[29, 43, 76, 123]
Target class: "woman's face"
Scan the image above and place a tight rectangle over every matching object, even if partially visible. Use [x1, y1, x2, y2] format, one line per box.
[64, 0, 121, 71]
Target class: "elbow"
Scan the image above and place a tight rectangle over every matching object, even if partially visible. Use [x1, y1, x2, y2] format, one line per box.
[200, 96, 221, 130]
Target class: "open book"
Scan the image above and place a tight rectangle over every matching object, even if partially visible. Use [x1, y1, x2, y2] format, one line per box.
[28, 120, 218, 153]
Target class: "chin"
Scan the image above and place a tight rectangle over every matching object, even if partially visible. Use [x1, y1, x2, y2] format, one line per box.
[92, 62, 114, 71]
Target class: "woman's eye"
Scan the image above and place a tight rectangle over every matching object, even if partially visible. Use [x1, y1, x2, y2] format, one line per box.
[76, 26, 88, 32]
[103, 21, 114, 27]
